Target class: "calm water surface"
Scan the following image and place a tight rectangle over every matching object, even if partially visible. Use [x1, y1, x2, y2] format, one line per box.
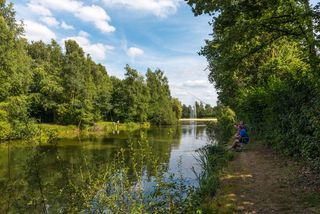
[0, 122, 209, 212]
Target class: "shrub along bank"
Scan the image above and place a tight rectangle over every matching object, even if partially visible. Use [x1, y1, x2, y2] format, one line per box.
[195, 106, 235, 211]
[39, 122, 150, 140]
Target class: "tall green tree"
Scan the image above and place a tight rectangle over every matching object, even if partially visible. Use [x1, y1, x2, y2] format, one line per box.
[110, 65, 150, 122]
[27, 40, 64, 123]
[58, 40, 95, 125]
[181, 104, 190, 118]
[0, 0, 35, 139]
[171, 98, 182, 120]
[146, 69, 176, 125]
[88, 58, 113, 121]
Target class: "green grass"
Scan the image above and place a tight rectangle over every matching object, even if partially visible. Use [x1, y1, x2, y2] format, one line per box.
[39, 122, 151, 139]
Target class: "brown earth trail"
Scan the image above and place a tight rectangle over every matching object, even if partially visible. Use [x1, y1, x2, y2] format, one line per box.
[208, 143, 320, 213]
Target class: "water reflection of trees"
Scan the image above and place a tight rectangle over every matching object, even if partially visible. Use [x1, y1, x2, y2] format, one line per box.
[0, 125, 186, 213]
[181, 122, 207, 140]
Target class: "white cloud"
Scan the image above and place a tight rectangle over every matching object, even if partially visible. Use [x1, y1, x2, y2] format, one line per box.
[127, 47, 144, 57]
[27, 3, 52, 16]
[61, 21, 74, 30]
[41, 16, 60, 27]
[30, 0, 80, 13]
[75, 5, 115, 33]
[182, 80, 209, 88]
[63, 31, 114, 61]
[102, 0, 181, 17]
[30, 0, 115, 33]
[24, 20, 56, 43]
[79, 31, 90, 38]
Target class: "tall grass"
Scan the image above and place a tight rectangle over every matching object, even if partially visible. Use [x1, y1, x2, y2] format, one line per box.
[193, 112, 234, 211]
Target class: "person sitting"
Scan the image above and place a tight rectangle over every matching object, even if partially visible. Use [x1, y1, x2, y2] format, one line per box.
[230, 121, 250, 150]
[239, 126, 250, 144]
[230, 126, 242, 150]
[231, 138, 242, 150]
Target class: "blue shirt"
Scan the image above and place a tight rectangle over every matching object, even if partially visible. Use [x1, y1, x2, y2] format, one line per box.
[240, 128, 248, 138]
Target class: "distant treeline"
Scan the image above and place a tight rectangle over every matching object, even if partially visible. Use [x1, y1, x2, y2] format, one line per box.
[187, 1, 320, 168]
[182, 102, 216, 118]
[0, 2, 182, 140]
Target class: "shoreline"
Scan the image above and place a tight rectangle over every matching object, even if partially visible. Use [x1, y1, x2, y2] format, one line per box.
[179, 118, 217, 122]
[40, 122, 151, 139]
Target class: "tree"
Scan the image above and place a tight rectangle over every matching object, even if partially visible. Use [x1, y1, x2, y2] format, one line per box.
[89, 60, 112, 121]
[181, 104, 190, 118]
[110, 65, 150, 123]
[0, 0, 34, 139]
[146, 69, 176, 125]
[27, 40, 64, 123]
[123, 65, 150, 122]
[171, 98, 182, 120]
[57, 40, 95, 125]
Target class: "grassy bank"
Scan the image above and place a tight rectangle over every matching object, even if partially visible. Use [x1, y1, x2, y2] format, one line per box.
[193, 120, 234, 212]
[39, 122, 150, 139]
[196, 144, 233, 212]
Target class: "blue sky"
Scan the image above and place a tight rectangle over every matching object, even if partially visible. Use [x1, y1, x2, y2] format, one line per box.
[12, 0, 319, 106]
[12, 0, 217, 106]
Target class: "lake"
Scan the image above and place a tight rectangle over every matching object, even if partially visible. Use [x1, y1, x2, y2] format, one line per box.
[0, 122, 210, 213]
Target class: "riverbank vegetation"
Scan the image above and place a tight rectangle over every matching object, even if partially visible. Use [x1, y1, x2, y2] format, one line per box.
[181, 102, 217, 118]
[193, 106, 235, 211]
[186, 0, 320, 169]
[39, 122, 150, 140]
[0, 1, 182, 141]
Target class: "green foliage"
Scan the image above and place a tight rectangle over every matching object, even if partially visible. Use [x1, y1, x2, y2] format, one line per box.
[108, 67, 182, 125]
[196, 101, 216, 118]
[187, 0, 320, 167]
[0, 1, 182, 141]
[194, 123, 233, 212]
[182, 103, 216, 118]
[146, 69, 178, 125]
[196, 145, 230, 197]
[23, 40, 186, 127]
[182, 104, 191, 118]
[171, 98, 182, 119]
[0, 1, 34, 140]
[0, 109, 10, 139]
[210, 105, 236, 144]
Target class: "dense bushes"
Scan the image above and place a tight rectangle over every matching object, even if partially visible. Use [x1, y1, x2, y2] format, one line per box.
[209, 105, 236, 144]
[195, 115, 234, 211]
[239, 71, 320, 168]
[187, 0, 320, 168]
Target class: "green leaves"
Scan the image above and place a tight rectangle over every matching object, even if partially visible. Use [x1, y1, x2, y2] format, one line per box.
[110, 66, 180, 125]
[0, 0, 183, 141]
[146, 69, 178, 125]
[188, 0, 320, 167]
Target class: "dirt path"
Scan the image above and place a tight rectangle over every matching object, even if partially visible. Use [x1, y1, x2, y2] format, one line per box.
[209, 143, 320, 213]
